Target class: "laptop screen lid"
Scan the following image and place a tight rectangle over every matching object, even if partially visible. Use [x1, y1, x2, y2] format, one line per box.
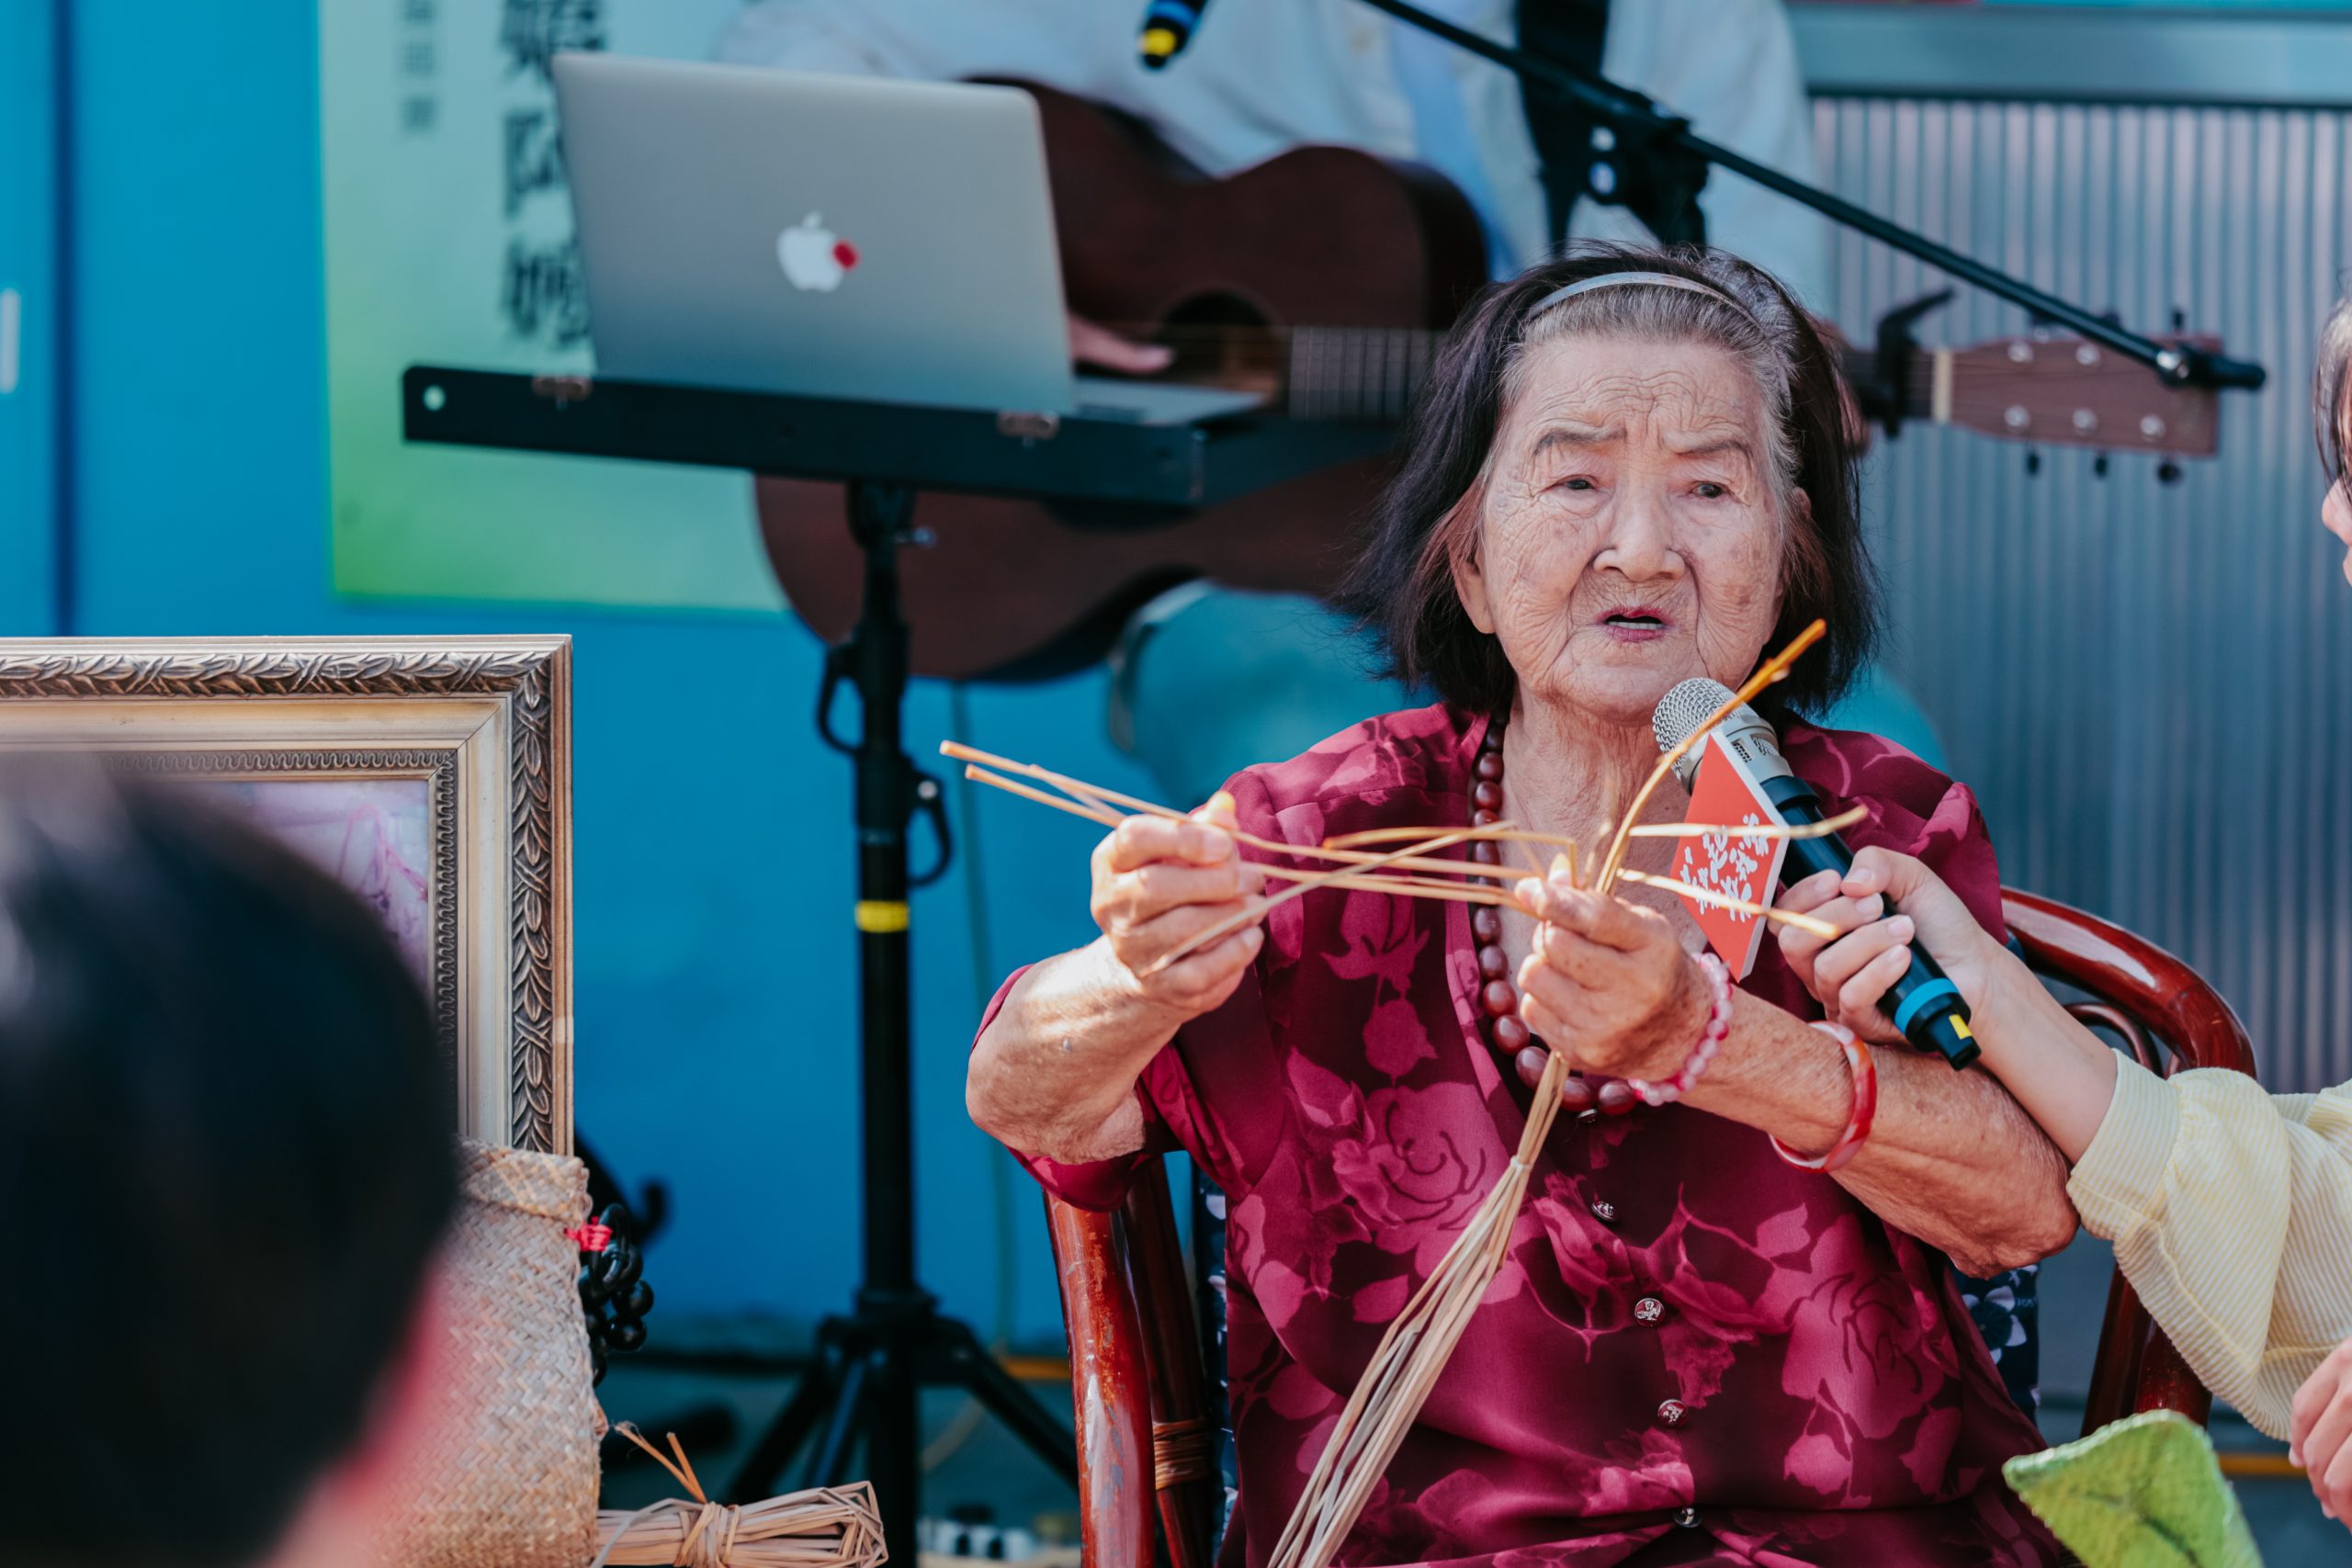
[552, 56, 1076, 414]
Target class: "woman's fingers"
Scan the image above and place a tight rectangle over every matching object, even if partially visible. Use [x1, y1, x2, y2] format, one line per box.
[1778, 868, 1845, 917]
[1101, 809, 1236, 874]
[1518, 987, 1568, 1053]
[2304, 1370, 2352, 1520]
[1777, 890, 1884, 969]
[1516, 937, 1644, 1038]
[2294, 1343, 2352, 1468]
[1836, 852, 1893, 899]
[1775, 871, 1846, 966]
[1115, 894, 1260, 961]
[1080, 791, 1266, 1020]
[1103, 860, 1250, 927]
[2323, 1421, 2352, 1523]
[1813, 915, 1913, 1000]
[1091, 792, 1265, 936]
[1148, 924, 1264, 1014]
[1526, 924, 1623, 991]
[1834, 945, 1911, 1040]
[1776, 877, 1882, 973]
[1538, 884, 1660, 952]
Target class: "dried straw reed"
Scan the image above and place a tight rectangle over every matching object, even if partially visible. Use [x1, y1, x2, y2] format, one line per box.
[592, 1427, 888, 1568]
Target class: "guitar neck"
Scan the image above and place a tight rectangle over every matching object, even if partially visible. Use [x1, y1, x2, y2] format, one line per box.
[1279, 330, 1945, 427]
[1277, 327, 2216, 459]
[1282, 326, 1445, 423]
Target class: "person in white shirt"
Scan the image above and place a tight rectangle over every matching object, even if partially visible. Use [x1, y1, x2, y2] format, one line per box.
[718, 0, 1830, 302]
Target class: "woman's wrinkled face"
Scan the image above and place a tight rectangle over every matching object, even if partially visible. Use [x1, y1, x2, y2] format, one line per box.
[2324, 479, 2352, 588]
[1452, 334, 1792, 728]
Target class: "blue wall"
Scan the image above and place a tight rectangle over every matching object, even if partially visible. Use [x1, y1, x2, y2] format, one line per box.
[46, 0, 1160, 1348]
[1, 0, 59, 628]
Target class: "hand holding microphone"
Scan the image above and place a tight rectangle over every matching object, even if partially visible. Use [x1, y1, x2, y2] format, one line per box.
[1775, 848, 2006, 1049]
[1652, 678, 1983, 1068]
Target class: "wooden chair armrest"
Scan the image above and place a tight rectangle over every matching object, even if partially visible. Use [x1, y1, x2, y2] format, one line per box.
[1047, 1193, 1157, 1568]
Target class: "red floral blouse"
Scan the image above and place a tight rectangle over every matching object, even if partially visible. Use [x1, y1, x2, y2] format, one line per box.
[984, 705, 2060, 1566]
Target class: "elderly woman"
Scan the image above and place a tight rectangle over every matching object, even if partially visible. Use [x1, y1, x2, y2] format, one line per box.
[970, 247, 2075, 1566]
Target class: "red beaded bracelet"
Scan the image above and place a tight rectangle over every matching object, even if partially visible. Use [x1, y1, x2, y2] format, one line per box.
[1623, 952, 1734, 1108]
[1771, 1021, 1878, 1173]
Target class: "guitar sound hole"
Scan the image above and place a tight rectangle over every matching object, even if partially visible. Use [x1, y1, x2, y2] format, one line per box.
[1159, 293, 1281, 396]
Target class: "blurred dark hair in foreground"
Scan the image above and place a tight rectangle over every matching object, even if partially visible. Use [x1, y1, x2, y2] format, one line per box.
[0, 756, 456, 1567]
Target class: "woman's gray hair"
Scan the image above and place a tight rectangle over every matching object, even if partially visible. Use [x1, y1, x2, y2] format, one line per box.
[2316, 293, 2352, 487]
[1501, 255, 1804, 529]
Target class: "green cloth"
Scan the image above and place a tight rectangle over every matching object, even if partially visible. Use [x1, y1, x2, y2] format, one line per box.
[2003, 1411, 2262, 1568]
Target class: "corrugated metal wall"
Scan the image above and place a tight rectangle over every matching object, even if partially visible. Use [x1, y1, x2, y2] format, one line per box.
[1814, 97, 2352, 1090]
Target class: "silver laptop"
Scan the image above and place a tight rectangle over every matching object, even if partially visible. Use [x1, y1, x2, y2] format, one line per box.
[551, 55, 1264, 425]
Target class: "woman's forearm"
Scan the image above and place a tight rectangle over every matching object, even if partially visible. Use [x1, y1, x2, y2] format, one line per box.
[1682, 993, 2078, 1274]
[1968, 948, 2121, 1162]
[967, 938, 1191, 1165]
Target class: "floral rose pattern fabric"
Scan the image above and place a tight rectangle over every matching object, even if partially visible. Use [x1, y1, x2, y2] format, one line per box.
[981, 705, 2061, 1567]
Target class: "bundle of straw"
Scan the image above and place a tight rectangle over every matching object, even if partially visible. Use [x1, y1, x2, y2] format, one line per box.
[947, 621, 1835, 1568]
[591, 1427, 888, 1568]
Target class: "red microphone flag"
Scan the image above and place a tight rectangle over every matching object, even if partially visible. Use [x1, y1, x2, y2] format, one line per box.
[1668, 733, 1791, 979]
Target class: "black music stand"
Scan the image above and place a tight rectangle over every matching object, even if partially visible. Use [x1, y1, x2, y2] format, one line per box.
[402, 366, 1388, 1555]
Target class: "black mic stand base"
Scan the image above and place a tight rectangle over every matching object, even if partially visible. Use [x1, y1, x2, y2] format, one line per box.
[723, 481, 1075, 1552]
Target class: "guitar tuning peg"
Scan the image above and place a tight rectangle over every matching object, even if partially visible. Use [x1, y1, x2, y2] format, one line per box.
[2025, 450, 2041, 477]
[2158, 460, 2184, 486]
[2094, 454, 2110, 479]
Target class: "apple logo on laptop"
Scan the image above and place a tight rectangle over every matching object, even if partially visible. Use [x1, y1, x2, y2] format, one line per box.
[777, 212, 859, 292]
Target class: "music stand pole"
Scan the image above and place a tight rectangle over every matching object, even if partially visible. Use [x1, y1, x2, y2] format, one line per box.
[847, 479, 923, 1549]
[726, 481, 1078, 1551]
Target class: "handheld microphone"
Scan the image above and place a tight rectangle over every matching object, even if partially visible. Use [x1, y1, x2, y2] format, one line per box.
[1139, 0, 1210, 68]
[1653, 679, 1981, 1070]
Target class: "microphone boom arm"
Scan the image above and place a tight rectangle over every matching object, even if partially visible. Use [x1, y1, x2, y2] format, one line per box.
[1351, 0, 2267, 393]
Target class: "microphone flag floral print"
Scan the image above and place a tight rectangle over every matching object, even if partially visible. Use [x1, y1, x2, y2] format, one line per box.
[1668, 731, 1792, 979]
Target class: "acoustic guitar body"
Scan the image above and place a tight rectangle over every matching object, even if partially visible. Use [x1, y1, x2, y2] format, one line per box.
[1025, 81, 1487, 335]
[758, 83, 1490, 682]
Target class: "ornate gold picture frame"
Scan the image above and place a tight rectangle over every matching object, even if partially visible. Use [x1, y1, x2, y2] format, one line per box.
[0, 637, 573, 1152]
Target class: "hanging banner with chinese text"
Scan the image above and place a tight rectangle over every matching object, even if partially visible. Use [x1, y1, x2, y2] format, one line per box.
[321, 0, 785, 610]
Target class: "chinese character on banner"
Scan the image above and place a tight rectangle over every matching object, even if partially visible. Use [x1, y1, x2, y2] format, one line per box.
[399, 0, 440, 136]
[501, 0, 607, 81]
[503, 108, 566, 217]
[500, 237, 591, 345]
[1668, 734, 1792, 979]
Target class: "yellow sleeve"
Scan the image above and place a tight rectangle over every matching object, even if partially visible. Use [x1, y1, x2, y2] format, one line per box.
[2065, 1059, 2352, 1439]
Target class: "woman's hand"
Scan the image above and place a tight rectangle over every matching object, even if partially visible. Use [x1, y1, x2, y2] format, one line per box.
[1090, 791, 1267, 1024]
[1774, 847, 2002, 1046]
[2293, 1338, 2352, 1525]
[1513, 872, 1709, 1083]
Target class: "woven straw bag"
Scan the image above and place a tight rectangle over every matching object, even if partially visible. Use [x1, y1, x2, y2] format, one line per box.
[372, 1139, 604, 1567]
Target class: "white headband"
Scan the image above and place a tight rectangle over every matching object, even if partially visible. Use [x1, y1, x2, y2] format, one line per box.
[1523, 270, 1752, 323]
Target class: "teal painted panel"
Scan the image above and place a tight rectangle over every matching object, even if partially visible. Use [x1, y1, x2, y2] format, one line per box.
[0, 0, 58, 632]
